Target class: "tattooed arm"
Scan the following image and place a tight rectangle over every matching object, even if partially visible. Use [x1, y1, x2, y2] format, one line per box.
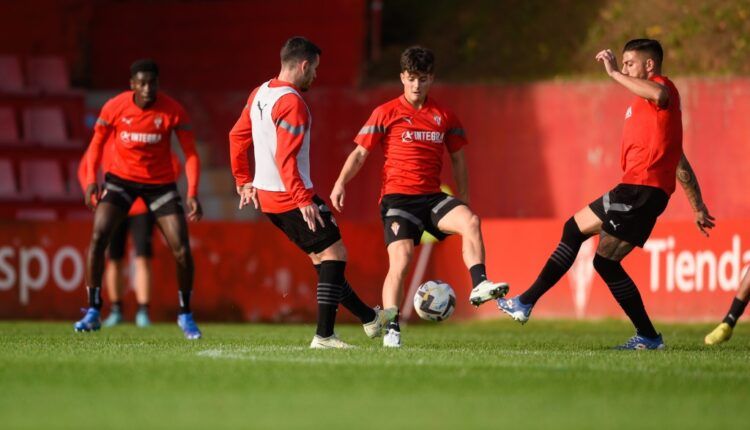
[677, 154, 715, 236]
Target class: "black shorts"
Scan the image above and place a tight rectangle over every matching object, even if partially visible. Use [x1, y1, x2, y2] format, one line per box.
[379, 192, 466, 247]
[589, 184, 669, 247]
[107, 212, 155, 260]
[265, 195, 342, 254]
[101, 173, 184, 218]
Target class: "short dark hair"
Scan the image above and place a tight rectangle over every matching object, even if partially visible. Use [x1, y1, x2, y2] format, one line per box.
[130, 59, 159, 78]
[280, 36, 322, 66]
[623, 39, 663, 66]
[400, 46, 434, 75]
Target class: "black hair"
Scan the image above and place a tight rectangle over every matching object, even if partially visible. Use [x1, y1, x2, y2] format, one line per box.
[130, 59, 159, 78]
[623, 39, 663, 66]
[280, 36, 322, 66]
[400, 46, 435, 74]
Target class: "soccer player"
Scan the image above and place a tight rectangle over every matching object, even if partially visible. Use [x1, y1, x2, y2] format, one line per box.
[330, 46, 509, 348]
[74, 59, 204, 339]
[495, 39, 714, 349]
[229, 37, 385, 349]
[76, 145, 180, 327]
[704, 271, 750, 345]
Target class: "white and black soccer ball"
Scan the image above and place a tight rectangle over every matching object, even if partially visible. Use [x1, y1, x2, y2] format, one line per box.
[414, 280, 456, 322]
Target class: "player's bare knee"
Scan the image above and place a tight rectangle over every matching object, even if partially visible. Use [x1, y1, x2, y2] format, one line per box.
[388, 241, 413, 271]
[318, 240, 347, 261]
[89, 229, 110, 252]
[465, 214, 481, 235]
[171, 245, 193, 268]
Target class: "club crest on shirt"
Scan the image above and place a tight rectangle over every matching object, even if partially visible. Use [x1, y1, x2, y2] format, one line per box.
[625, 106, 632, 119]
[390, 221, 400, 236]
[434, 115, 442, 125]
[154, 116, 163, 128]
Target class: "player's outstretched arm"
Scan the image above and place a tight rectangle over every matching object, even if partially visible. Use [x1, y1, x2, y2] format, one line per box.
[677, 154, 715, 236]
[449, 149, 469, 203]
[595, 49, 669, 108]
[330, 145, 370, 213]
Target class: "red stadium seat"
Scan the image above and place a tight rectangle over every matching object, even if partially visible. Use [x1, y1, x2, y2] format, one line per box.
[26, 56, 70, 92]
[19, 159, 69, 200]
[0, 56, 24, 92]
[67, 159, 84, 198]
[22, 107, 80, 148]
[0, 107, 21, 145]
[0, 158, 22, 199]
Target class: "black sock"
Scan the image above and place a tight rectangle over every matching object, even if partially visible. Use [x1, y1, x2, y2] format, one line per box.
[520, 217, 587, 305]
[340, 281, 377, 323]
[313, 264, 375, 324]
[137, 303, 149, 313]
[88, 287, 102, 310]
[593, 254, 658, 338]
[723, 297, 748, 328]
[387, 312, 400, 332]
[316, 261, 345, 337]
[111, 300, 123, 313]
[178, 289, 192, 314]
[469, 264, 487, 288]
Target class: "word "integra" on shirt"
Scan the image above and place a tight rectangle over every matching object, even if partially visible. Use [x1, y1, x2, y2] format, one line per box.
[401, 130, 445, 143]
[120, 131, 162, 144]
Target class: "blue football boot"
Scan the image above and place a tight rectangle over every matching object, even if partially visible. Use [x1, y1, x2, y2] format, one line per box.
[135, 309, 152, 328]
[614, 333, 665, 350]
[74, 308, 101, 332]
[177, 312, 202, 340]
[102, 309, 123, 327]
[497, 296, 533, 324]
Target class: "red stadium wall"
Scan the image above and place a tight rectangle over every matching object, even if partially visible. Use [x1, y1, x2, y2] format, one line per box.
[0, 219, 746, 323]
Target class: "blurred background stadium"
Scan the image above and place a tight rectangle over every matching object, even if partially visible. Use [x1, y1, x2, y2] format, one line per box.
[1, 0, 750, 323]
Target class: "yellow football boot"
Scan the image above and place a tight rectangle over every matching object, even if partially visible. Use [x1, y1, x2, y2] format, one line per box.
[704, 322, 733, 345]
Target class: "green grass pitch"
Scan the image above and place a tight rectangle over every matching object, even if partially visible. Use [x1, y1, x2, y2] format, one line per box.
[1, 320, 749, 429]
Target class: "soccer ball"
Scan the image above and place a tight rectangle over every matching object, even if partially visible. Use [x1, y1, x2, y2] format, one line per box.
[414, 280, 456, 322]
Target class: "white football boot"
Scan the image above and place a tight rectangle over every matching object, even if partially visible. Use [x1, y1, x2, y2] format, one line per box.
[469, 280, 510, 307]
[363, 306, 388, 338]
[383, 328, 401, 348]
[310, 334, 356, 349]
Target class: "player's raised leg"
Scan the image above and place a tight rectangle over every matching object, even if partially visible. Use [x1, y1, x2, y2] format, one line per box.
[435, 204, 508, 306]
[155, 212, 201, 339]
[705, 268, 750, 345]
[75, 202, 129, 332]
[498, 206, 599, 324]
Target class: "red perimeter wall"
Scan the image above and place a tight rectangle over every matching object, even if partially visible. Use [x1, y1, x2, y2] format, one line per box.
[0, 219, 747, 323]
